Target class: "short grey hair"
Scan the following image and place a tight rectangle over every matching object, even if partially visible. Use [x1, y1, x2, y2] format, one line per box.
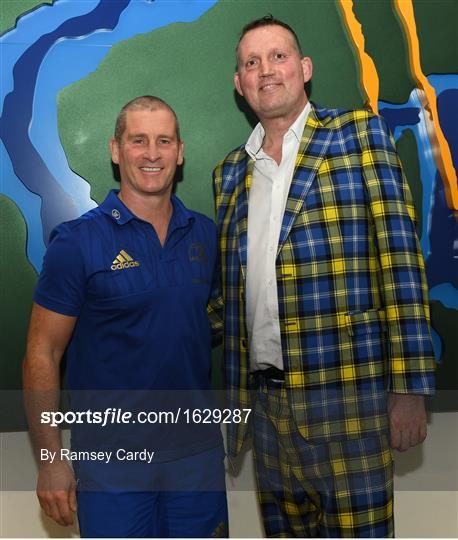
[114, 95, 181, 143]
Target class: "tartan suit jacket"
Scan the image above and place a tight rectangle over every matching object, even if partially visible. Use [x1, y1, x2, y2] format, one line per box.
[212, 102, 435, 456]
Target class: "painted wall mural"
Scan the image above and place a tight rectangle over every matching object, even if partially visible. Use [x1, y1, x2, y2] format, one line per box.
[0, 0, 456, 429]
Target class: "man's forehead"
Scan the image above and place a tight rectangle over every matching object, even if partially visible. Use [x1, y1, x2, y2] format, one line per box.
[125, 107, 172, 122]
[238, 25, 298, 56]
[124, 108, 176, 132]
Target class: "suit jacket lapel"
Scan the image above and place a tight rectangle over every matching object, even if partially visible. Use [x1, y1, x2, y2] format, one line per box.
[233, 155, 254, 279]
[278, 104, 334, 251]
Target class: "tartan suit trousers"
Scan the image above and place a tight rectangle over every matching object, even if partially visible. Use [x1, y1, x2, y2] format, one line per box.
[251, 374, 393, 537]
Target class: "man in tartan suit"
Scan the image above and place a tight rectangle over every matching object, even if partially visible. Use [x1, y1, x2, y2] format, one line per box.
[212, 15, 435, 537]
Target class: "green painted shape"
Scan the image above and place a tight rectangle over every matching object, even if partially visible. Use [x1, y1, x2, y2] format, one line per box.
[395, 129, 423, 237]
[413, 0, 458, 75]
[352, 0, 415, 104]
[58, 0, 362, 213]
[0, 195, 37, 390]
[56, 1, 457, 406]
[0, 0, 53, 36]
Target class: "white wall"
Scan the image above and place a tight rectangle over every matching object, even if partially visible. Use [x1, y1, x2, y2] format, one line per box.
[1, 412, 457, 538]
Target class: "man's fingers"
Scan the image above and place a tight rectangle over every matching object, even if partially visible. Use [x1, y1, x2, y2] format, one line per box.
[50, 500, 69, 526]
[409, 424, 427, 448]
[393, 427, 426, 452]
[399, 430, 410, 452]
[408, 427, 418, 448]
[37, 490, 52, 517]
[391, 428, 411, 452]
[419, 423, 427, 444]
[38, 492, 64, 525]
[68, 479, 78, 513]
[36, 462, 76, 526]
[38, 490, 74, 526]
[390, 427, 401, 451]
[55, 491, 74, 526]
[396, 429, 413, 452]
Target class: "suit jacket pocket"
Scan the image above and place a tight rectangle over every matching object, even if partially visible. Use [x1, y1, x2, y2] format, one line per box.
[344, 308, 386, 337]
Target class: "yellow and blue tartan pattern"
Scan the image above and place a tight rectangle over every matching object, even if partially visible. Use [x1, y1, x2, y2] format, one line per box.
[252, 379, 393, 537]
[213, 103, 435, 456]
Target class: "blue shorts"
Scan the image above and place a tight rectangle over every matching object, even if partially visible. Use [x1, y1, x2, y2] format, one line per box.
[75, 445, 228, 537]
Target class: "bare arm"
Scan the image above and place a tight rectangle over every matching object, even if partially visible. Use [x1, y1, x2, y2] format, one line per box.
[23, 303, 77, 526]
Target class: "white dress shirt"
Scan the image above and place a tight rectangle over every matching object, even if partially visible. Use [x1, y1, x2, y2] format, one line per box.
[245, 102, 311, 372]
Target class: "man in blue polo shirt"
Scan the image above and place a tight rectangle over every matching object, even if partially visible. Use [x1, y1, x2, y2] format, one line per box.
[23, 96, 228, 537]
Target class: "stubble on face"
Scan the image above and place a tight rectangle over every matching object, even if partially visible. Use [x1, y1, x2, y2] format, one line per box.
[110, 108, 183, 203]
[234, 25, 312, 124]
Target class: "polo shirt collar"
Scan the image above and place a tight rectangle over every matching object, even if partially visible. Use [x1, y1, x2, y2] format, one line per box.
[100, 189, 135, 225]
[169, 194, 194, 231]
[99, 189, 194, 229]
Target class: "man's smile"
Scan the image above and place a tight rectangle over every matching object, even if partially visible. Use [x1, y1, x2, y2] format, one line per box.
[139, 166, 162, 173]
[259, 82, 282, 92]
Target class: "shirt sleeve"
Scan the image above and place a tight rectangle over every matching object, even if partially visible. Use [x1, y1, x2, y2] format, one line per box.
[207, 256, 224, 341]
[204, 216, 224, 341]
[33, 223, 87, 316]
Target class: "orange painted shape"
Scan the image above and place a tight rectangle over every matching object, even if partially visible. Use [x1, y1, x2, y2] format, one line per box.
[394, 0, 458, 212]
[337, 0, 379, 113]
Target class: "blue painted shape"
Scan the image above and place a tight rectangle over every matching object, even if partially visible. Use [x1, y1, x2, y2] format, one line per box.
[430, 327, 442, 364]
[379, 75, 458, 372]
[0, 0, 131, 242]
[429, 283, 458, 310]
[379, 107, 420, 136]
[379, 90, 437, 259]
[426, 173, 458, 289]
[378, 76, 458, 366]
[0, 0, 99, 101]
[29, 0, 219, 217]
[0, 140, 45, 272]
[436, 89, 458, 174]
[1, 0, 218, 271]
[428, 74, 458, 95]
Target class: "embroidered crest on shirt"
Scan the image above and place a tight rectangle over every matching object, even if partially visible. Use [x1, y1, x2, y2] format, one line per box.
[188, 242, 207, 263]
[111, 250, 140, 271]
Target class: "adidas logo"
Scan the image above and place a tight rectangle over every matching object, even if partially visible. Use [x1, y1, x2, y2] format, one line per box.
[111, 250, 141, 271]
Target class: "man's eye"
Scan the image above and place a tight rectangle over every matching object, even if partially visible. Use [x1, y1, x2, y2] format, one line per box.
[133, 138, 144, 144]
[159, 138, 171, 145]
[246, 58, 258, 68]
[274, 52, 286, 60]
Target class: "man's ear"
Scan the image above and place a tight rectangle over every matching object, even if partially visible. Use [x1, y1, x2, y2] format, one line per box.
[301, 57, 313, 83]
[234, 72, 244, 97]
[177, 140, 184, 166]
[110, 137, 119, 164]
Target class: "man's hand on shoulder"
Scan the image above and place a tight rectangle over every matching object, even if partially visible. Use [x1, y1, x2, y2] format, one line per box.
[387, 393, 427, 452]
[37, 460, 77, 527]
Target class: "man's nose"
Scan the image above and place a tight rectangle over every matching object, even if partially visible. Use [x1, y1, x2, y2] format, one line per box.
[143, 142, 160, 160]
[259, 58, 274, 77]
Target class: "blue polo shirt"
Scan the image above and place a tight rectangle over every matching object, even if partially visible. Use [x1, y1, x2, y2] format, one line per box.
[34, 190, 222, 460]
